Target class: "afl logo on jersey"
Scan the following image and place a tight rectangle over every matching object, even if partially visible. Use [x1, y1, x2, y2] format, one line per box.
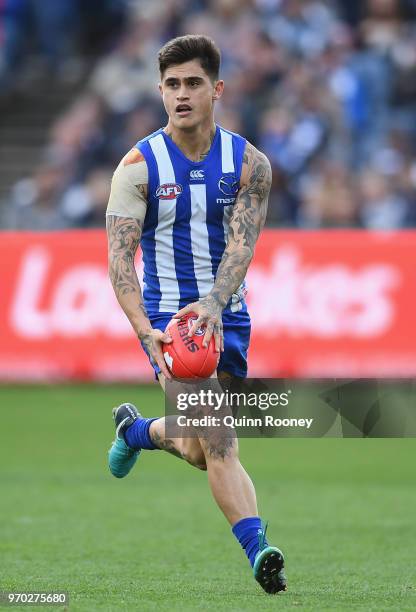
[218, 175, 239, 196]
[156, 183, 182, 200]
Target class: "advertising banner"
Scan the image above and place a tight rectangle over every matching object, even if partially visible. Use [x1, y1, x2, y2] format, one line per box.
[0, 230, 414, 381]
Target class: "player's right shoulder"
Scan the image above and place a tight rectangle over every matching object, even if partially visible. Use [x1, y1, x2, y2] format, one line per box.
[122, 147, 147, 168]
[107, 147, 149, 220]
[114, 147, 149, 190]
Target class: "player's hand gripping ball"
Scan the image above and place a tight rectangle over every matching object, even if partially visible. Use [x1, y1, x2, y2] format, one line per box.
[162, 312, 220, 379]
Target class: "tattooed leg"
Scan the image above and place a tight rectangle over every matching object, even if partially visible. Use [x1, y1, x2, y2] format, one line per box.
[150, 412, 258, 524]
[149, 417, 207, 470]
[148, 371, 259, 528]
[147, 374, 208, 470]
[156, 372, 258, 525]
[195, 370, 258, 525]
[194, 400, 258, 526]
[187, 425, 258, 525]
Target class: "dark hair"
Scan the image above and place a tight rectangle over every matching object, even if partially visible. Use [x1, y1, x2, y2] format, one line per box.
[158, 35, 221, 81]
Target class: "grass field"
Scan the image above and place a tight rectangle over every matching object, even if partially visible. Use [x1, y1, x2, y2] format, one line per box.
[1, 384, 415, 611]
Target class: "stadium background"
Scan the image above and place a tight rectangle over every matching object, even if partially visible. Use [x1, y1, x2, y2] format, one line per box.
[1, 1, 415, 610]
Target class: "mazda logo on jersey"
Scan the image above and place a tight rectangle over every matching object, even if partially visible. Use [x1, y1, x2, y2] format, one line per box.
[218, 175, 239, 196]
[156, 183, 182, 199]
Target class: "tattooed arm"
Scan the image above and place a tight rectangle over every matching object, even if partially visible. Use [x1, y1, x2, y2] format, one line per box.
[175, 142, 271, 350]
[106, 151, 172, 378]
[211, 142, 271, 306]
[106, 212, 148, 334]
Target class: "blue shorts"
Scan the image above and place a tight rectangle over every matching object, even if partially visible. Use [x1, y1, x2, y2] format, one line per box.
[143, 305, 251, 379]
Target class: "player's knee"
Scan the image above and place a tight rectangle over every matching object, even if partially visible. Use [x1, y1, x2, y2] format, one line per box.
[181, 438, 207, 470]
[185, 449, 207, 471]
[201, 435, 239, 463]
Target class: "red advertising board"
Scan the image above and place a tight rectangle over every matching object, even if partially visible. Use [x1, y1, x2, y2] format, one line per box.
[0, 230, 415, 380]
[247, 230, 416, 377]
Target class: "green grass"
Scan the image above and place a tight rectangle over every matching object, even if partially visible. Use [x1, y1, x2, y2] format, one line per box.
[0, 384, 415, 611]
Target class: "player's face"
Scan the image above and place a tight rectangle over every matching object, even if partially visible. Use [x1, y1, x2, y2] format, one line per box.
[159, 59, 224, 130]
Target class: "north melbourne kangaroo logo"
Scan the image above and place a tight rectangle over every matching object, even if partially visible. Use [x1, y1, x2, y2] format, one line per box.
[190, 169, 204, 180]
[218, 175, 239, 195]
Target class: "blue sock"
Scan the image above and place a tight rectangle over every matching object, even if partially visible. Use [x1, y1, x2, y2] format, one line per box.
[232, 516, 268, 568]
[124, 417, 159, 450]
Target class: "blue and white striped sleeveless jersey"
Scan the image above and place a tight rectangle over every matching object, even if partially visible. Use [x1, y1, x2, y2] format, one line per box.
[136, 125, 247, 314]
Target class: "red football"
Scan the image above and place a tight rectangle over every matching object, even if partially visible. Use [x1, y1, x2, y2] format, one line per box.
[162, 312, 220, 379]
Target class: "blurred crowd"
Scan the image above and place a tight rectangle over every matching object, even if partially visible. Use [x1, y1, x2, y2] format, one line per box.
[2, 0, 416, 229]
